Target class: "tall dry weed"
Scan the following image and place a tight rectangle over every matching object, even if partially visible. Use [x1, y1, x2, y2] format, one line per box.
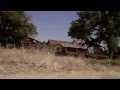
[0, 47, 87, 71]
[0, 47, 118, 73]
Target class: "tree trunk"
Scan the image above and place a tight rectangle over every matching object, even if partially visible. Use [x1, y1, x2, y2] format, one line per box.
[5, 39, 7, 48]
[108, 44, 112, 59]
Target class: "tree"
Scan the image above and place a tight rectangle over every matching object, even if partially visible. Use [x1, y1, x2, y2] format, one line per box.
[68, 11, 120, 58]
[0, 11, 37, 46]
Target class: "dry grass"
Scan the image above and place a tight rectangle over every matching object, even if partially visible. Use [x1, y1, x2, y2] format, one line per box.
[0, 47, 87, 71]
[0, 47, 120, 79]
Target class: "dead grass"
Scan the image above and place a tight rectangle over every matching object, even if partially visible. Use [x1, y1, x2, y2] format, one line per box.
[0, 47, 120, 78]
[0, 47, 87, 72]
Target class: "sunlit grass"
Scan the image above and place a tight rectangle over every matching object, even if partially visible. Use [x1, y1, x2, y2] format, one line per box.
[0, 47, 120, 78]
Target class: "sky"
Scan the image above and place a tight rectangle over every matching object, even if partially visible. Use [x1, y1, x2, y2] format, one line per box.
[26, 11, 78, 42]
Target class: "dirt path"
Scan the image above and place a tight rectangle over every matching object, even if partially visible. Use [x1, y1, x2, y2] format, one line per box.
[0, 70, 120, 79]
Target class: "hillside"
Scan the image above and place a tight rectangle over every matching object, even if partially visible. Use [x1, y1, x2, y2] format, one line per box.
[0, 47, 120, 79]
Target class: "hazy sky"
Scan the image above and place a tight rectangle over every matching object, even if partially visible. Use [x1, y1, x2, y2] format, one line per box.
[26, 11, 78, 42]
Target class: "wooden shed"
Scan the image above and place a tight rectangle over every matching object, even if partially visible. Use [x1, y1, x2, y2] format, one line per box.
[20, 37, 43, 48]
[46, 40, 88, 56]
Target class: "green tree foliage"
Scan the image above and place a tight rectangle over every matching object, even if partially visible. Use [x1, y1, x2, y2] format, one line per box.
[0, 11, 37, 45]
[68, 11, 120, 58]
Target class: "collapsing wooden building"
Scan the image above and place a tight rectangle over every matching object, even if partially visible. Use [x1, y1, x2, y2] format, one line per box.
[46, 40, 88, 56]
[85, 47, 108, 59]
[20, 37, 43, 49]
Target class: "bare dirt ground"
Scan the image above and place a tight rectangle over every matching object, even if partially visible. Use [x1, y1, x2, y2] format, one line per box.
[0, 70, 120, 79]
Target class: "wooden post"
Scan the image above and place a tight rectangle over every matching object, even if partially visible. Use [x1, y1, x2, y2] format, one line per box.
[66, 48, 67, 53]
[76, 48, 77, 54]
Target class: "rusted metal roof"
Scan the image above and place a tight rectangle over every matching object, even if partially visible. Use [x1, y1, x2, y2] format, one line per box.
[47, 40, 87, 49]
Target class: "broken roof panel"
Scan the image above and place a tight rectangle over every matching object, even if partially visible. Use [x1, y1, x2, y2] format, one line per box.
[47, 40, 87, 49]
